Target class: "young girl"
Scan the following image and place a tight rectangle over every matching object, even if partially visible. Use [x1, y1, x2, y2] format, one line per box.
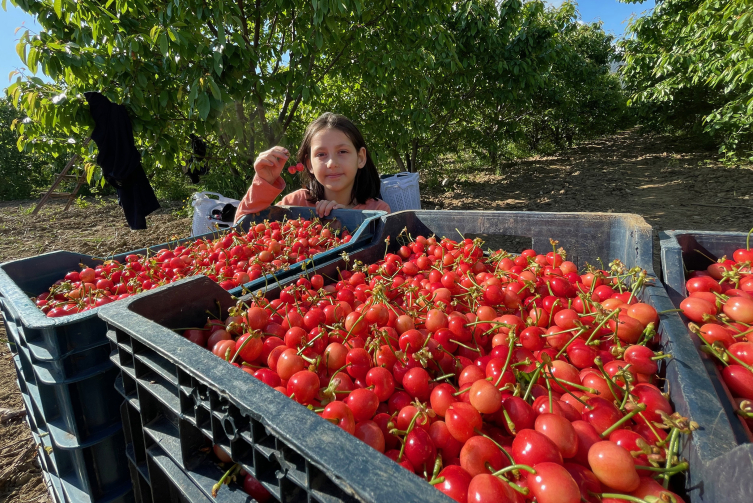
[234, 112, 391, 222]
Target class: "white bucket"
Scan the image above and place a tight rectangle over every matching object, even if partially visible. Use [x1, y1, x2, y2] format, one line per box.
[380, 172, 421, 212]
[190, 192, 240, 237]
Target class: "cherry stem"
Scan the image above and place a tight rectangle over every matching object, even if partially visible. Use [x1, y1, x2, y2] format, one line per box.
[635, 462, 689, 474]
[506, 481, 529, 496]
[397, 410, 423, 462]
[428, 477, 445, 486]
[651, 353, 672, 360]
[449, 339, 481, 353]
[501, 407, 517, 435]
[491, 464, 536, 477]
[599, 403, 647, 438]
[747, 226, 753, 250]
[724, 347, 753, 372]
[522, 365, 544, 402]
[585, 309, 620, 345]
[657, 308, 683, 315]
[637, 411, 665, 444]
[541, 365, 593, 408]
[590, 493, 649, 503]
[494, 336, 516, 387]
[554, 329, 587, 359]
[229, 331, 260, 364]
[211, 463, 240, 498]
[474, 428, 515, 465]
[453, 386, 470, 397]
[663, 427, 681, 488]
[594, 357, 627, 401]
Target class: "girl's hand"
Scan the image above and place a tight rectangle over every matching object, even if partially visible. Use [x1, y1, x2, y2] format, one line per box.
[254, 146, 289, 184]
[315, 200, 346, 218]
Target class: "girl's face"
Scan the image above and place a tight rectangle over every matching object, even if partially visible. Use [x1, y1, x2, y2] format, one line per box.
[307, 128, 366, 204]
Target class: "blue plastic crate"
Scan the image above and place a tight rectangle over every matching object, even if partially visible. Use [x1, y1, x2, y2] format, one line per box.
[0, 207, 383, 362]
[102, 276, 453, 503]
[250, 211, 750, 502]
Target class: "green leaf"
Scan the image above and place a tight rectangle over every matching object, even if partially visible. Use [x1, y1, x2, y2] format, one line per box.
[167, 28, 177, 42]
[159, 90, 168, 107]
[54, 0, 62, 18]
[196, 92, 211, 120]
[213, 52, 223, 75]
[207, 77, 221, 100]
[27, 48, 38, 74]
[137, 73, 148, 87]
[218, 24, 226, 45]
[188, 78, 199, 105]
[15, 40, 26, 65]
[158, 32, 168, 55]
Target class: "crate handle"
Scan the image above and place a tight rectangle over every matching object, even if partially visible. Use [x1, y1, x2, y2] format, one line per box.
[222, 415, 240, 441]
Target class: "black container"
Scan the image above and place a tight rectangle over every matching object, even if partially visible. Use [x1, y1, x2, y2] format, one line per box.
[659, 229, 753, 501]
[14, 369, 134, 503]
[99, 210, 743, 502]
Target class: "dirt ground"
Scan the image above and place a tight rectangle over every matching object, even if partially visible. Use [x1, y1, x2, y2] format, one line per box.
[0, 127, 751, 502]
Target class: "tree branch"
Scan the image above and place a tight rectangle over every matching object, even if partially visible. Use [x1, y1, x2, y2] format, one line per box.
[201, 0, 219, 37]
[236, 0, 250, 45]
[253, 0, 261, 49]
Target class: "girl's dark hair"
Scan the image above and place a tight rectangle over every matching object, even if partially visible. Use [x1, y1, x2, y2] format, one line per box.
[297, 112, 381, 205]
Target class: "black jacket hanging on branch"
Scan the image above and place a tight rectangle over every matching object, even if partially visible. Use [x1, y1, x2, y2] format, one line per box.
[84, 92, 160, 230]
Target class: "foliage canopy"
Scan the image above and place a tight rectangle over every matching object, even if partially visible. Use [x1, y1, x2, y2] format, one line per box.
[4, 0, 628, 199]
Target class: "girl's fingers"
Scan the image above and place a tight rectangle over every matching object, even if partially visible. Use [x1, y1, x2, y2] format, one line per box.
[268, 151, 289, 162]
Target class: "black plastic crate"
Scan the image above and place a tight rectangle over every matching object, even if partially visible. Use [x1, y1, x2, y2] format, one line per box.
[0, 207, 382, 362]
[15, 372, 134, 503]
[101, 276, 453, 503]
[11, 323, 123, 449]
[120, 396, 278, 503]
[659, 229, 753, 498]
[99, 210, 741, 503]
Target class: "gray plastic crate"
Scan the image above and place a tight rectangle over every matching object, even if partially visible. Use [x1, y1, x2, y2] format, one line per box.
[659, 229, 753, 500]
[98, 210, 743, 503]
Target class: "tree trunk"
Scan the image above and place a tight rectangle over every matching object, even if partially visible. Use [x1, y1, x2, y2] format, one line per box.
[404, 153, 412, 173]
[391, 149, 407, 172]
[410, 139, 418, 174]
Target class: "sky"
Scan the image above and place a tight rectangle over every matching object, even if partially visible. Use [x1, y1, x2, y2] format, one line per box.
[0, 1, 656, 92]
[544, 0, 656, 38]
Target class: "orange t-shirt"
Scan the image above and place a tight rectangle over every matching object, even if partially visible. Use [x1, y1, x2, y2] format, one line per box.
[234, 175, 391, 223]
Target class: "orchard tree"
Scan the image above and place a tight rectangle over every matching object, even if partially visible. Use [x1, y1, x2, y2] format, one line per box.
[0, 96, 57, 200]
[5, 0, 454, 194]
[619, 0, 753, 160]
[314, 0, 555, 173]
[519, 1, 626, 151]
